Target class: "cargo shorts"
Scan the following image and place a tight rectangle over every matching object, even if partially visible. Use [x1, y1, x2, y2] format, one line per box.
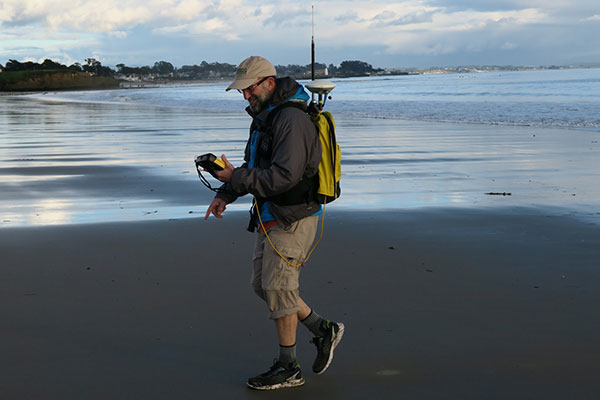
[251, 215, 319, 320]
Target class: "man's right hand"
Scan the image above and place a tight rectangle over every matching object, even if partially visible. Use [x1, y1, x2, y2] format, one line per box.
[204, 198, 227, 220]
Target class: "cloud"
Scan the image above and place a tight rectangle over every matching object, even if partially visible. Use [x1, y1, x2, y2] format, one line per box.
[153, 24, 190, 34]
[501, 41, 518, 50]
[165, 0, 210, 21]
[107, 31, 128, 39]
[2, 45, 44, 52]
[263, 5, 311, 27]
[0, 0, 211, 33]
[316, 4, 549, 55]
[333, 11, 362, 24]
[1, 0, 599, 68]
[371, 10, 436, 27]
[421, 0, 535, 12]
[374, 10, 397, 20]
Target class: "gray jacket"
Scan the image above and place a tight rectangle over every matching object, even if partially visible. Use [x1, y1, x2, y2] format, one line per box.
[215, 77, 321, 227]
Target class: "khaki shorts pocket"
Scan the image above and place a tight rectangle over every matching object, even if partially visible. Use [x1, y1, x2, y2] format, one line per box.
[262, 245, 302, 291]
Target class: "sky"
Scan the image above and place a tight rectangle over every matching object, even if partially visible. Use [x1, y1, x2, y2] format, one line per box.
[1, 0, 599, 69]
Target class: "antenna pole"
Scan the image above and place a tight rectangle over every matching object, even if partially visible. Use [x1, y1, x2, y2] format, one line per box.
[306, 5, 335, 111]
[311, 5, 315, 81]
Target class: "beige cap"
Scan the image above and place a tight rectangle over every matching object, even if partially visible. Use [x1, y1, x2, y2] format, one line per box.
[226, 56, 276, 91]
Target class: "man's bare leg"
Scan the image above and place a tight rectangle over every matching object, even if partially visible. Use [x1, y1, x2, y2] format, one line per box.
[271, 295, 344, 377]
[275, 297, 311, 346]
[275, 313, 298, 346]
[297, 297, 311, 320]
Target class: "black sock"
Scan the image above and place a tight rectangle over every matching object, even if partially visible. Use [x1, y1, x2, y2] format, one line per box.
[279, 344, 296, 365]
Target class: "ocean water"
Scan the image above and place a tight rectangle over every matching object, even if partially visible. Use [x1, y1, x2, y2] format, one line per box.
[1, 68, 599, 226]
[20, 67, 600, 130]
[331, 69, 600, 130]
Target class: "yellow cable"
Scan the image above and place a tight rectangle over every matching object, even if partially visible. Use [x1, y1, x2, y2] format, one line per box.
[254, 197, 326, 268]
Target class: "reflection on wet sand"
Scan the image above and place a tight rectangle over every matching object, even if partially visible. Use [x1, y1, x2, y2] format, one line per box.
[1, 91, 600, 227]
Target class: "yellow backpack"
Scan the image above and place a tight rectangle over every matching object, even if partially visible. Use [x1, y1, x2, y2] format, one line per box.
[311, 110, 341, 204]
[261, 101, 341, 205]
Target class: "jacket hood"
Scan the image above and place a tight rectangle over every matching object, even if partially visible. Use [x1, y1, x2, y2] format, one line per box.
[270, 77, 310, 106]
[246, 77, 310, 119]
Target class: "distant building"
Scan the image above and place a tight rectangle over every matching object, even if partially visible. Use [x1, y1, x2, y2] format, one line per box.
[115, 74, 141, 81]
[315, 67, 328, 76]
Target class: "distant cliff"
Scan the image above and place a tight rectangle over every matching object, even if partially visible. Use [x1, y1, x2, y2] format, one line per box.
[0, 70, 120, 91]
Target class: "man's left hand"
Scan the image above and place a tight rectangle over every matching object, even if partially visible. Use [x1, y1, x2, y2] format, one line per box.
[213, 154, 234, 183]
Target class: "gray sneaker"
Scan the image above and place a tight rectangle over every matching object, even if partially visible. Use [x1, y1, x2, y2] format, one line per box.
[247, 359, 305, 390]
[310, 321, 345, 374]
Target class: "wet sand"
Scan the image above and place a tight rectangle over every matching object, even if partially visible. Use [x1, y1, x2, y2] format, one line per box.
[1, 209, 599, 399]
[2, 91, 600, 226]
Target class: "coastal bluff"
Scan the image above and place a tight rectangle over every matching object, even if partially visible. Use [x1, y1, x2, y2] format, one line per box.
[0, 70, 119, 91]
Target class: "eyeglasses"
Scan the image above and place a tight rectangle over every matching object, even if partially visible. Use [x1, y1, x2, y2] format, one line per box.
[238, 76, 270, 94]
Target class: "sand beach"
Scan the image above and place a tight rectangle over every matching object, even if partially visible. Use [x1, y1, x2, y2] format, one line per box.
[1, 209, 600, 399]
[1, 71, 600, 398]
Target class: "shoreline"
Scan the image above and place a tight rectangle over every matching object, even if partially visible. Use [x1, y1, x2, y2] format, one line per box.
[1, 208, 599, 398]
[2, 203, 600, 230]
[3, 64, 599, 94]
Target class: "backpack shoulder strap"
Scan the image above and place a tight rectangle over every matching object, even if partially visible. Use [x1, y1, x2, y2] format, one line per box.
[263, 101, 305, 128]
[258, 101, 318, 206]
[259, 101, 307, 158]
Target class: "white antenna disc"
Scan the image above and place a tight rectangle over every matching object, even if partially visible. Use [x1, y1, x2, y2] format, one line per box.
[306, 80, 336, 95]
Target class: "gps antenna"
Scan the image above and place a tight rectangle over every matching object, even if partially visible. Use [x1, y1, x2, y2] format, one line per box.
[306, 5, 335, 111]
[311, 5, 315, 81]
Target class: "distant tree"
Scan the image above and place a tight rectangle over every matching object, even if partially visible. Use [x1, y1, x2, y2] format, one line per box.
[5, 59, 25, 71]
[153, 61, 174, 75]
[120, 65, 152, 76]
[273, 62, 328, 77]
[3, 59, 75, 72]
[41, 59, 54, 70]
[99, 64, 115, 76]
[276, 64, 304, 75]
[338, 60, 381, 74]
[82, 58, 114, 76]
[115, 64, 138, 75]
[24, 61, 39, 70]
[174, 61, 235, 79]
[83, 58, 100, 74]
[68, 62, 83, 72]
[206, 61, 235, 74]
[178, 64, 199, 73]
[40, 59, 69, 70]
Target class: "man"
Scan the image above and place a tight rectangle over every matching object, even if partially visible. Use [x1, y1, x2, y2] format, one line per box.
[204, 56, 344, 390]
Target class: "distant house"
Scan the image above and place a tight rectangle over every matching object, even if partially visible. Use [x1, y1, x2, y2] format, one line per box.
[315, 67, 328, 76]
[299, 67, 329, 78]
[115, 73, 141, 82]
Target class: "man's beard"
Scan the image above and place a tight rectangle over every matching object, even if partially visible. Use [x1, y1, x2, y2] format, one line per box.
[248, 90, 272, 113]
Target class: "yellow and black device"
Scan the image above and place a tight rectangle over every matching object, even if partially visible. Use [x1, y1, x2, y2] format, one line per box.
[195, 153, 225, 178]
